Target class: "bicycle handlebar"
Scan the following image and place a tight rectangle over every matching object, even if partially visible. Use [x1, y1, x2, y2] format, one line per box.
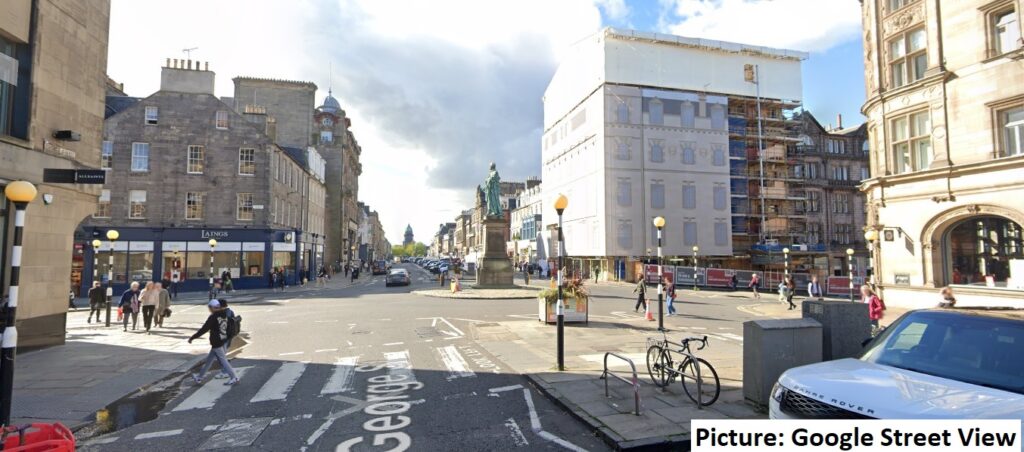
[681, 335, 709, 350]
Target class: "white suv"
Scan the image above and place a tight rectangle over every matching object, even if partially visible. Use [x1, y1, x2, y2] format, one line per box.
[770, 309, 1024, 419]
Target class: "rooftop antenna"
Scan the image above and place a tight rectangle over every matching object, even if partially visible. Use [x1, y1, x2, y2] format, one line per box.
[182, 47, 198, 59]
[328, 62, 333, 95]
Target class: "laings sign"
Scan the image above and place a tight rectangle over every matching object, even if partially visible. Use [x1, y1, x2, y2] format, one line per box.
[201, 230, 230, 239]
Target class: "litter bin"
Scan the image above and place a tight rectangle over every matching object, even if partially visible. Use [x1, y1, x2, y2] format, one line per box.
[743, 318, 822, 411]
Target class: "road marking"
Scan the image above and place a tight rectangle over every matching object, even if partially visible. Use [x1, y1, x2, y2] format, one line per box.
[269, 321, 289, 324]
[522, 388, 587, 452]
[278, 351, 304, 356]
[346, 340, 354, 346]
[719, 333, 744, 342]
[320, 356, 359, 395]
[382, 342, 404, 346]
[199, 417, 272, 449]
[717, 327, 733, 330]
[314, 320, 339, 323]
[489, 384, 523, 393]
[442, 391, 477, 401]
[437, 345, 474, 380]
[507, 314, 536, 319]
[173, 367, 251, 411]
[418, 317, 465, 337]
[315, 348, 338, 353]
[134, 429, 183, 439]
[505, 417, 530, 447]
[250, 362, 307, 402]
[270, 413, 314, 426]
[82, 436, 119, 445]
[203, 424, 219, 431]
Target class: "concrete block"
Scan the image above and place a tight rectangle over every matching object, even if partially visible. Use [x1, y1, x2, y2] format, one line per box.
[801, 300, 871, 360]
[743, 318, 822, 411]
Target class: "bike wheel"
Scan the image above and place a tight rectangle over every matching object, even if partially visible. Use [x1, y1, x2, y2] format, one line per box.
[679, 357, 720, 406]
[646, 345, 670, 387]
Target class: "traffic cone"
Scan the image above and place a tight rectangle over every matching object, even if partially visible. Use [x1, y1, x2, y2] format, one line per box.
[645, 299, 655, 321]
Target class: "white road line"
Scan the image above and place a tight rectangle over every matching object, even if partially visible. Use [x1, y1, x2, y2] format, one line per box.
[82, 436, 119, 445]
[523, 388, 587, 452]
[382, 342, 404, 346]
[278, 351, 304, 356]
[717, 327, 733, 330]
[437, 345, 474, 380]
[270, 413, 314, 426]
[346, 340, 354, 346]
[719, 333, 744, 342]
[505, 417, 530, 447]
[173, 367, 251, 411]
[269, 321, 289, 324]
[250, 362, 307, 402]
[134, 429, 183, 440]
[320, 356, 359, 395]
[203, 424, 219, 431]
[314, 348, 337, 353]
[314, 320, 339, 323]
[489, 384, 523, 393]
[523, 389, 542, 431]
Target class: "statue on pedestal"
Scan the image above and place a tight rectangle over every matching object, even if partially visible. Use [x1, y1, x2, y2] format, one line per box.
[482, 163, 502, 218]
[474, 162, 514, 288]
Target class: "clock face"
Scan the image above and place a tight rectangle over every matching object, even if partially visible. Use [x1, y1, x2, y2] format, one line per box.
[322, 117, 333, 127]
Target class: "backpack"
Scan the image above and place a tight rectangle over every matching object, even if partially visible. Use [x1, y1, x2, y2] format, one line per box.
[226, 310, 242, 339]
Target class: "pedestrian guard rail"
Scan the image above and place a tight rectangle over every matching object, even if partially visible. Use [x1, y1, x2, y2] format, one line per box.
[642, 264, 863, 297]
[599, 352, 641, 416]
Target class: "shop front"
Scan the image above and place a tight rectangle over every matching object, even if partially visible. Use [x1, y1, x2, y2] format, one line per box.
[79, 227, 301, 295]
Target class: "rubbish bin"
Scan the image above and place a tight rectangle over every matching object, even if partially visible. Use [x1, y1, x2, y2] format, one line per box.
[743, 318, 823, 411]
[801, 300, 871, 361]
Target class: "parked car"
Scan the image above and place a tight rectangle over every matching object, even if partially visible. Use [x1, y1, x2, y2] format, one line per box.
[385, 269, 411, 287]
[372, 260, 389, 275]
[770, 309, 1024, 420]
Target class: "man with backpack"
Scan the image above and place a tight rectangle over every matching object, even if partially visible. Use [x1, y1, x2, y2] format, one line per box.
[188, 299, 239, 385]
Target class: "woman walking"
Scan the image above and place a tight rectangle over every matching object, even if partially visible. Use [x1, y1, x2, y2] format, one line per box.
[781, 276, 797, 310]
[118, 282, 141, 331]
[140, 281, 159, 333]
[862, 285, 885, 332]
[666, 281, 677, 316]
[749, 273, 761, 299]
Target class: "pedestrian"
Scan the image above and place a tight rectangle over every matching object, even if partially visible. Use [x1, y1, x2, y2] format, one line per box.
[633, 276, 647, 312]
[861, 285, 885, 331]
[215, 299, 241, 379]
[938, 286, 956, 308]
[140, 281, 160, 333]
[87, 281, 105, 323]
[666, 280, 677, 316]
[268, 269, 276, 289]
[154, 281, 172, 328]
[189, 300, 239, 385]
[524, 264, 530, 285]
[729, 273, 738, 291]
[170, 271, 180, 299]
[344, 264, 350, 277]
[593, 267, 600, 284]
[351, 266, 358, 282]
[782, 276, 796, 310]
[68, 289, 76, 310]
[749, 273, 761, 299]
[277, 268, 286, 291]
[118, 282, 141, 331]
[317, 266, 327, 287]
[221, 270, 234, 293]
[807, 276, 824, 301]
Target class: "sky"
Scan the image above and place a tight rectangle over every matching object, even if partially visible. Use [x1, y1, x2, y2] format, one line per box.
[107, 0, 867, 245]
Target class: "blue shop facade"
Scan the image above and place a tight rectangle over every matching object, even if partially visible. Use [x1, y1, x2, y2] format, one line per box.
[79, 227, 324, 295]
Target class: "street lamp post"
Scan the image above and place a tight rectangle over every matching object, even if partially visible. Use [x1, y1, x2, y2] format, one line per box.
[1, 181, 37, 427]
[554, 194, 569, 371]
[846, 248, 855, 302]
[105, 229, 119, 327]
[209, 238, 218, 300]
[653, 216, 665, 332]
[863, 229, 879, 286]
[691, 245, 699, 292]
[91, 239, 101, 292]
[782, 247, 790, 278]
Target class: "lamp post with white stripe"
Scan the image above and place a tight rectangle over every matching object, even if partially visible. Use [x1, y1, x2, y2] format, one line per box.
[653, 216, 665, 332]
[209, 239, 218, 300]
[1, 180, 37, 427]
[104, 229, 118, 327]
[91, 239, 101, 290]
[554, 194, 568, 372]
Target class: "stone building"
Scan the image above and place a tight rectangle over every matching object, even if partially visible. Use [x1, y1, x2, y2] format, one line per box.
[860, 0, 1024, 307]
[1, 0, 111, 346]
[791, 112, 870, 277]
[314, 90, 361, 267]
[80, 61, 325, 293]
[403, 224, 414, 246]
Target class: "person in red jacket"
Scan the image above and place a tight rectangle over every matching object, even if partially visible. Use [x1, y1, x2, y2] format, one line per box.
[861, 285, 885, 330]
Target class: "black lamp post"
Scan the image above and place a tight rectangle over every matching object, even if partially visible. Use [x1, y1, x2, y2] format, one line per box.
[208, 238, 218, 300]
[691, 245, 699, 292]
[0, 181, 37, 427]
[652, 216, 665, 332]
[554, 194, 568, 371]
[105, 229, 119, 327]
[846, 248, 855, 302]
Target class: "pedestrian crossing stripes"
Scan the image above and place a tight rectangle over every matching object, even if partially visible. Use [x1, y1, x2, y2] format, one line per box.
[437, 345, 474, 380]
[319, 356, 359, 395]
[173, 367, 252, 411]
[250, 362, 307, 403]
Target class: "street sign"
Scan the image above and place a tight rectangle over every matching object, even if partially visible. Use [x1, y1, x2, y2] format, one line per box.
[42, 168, 106, 184]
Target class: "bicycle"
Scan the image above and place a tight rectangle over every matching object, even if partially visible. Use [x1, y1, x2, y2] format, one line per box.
[645, 332, 721, 407]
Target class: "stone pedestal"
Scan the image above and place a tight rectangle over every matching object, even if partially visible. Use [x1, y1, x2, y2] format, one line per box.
[474, 217, 514, 289]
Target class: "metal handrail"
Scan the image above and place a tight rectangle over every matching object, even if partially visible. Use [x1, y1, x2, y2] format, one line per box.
[600, 352, 641, 416]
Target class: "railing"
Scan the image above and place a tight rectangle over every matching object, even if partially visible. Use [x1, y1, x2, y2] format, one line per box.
[600, 352, 641, 416]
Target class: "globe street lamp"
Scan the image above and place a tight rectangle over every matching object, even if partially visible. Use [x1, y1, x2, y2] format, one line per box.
[782, 247, 791, 278]
[208, 238, 218, 300]
[1, 181, 37, 426]
[863, 229, 879, 285]
[553, 194, 568, 371]
[91, 239, 102, 293]
[652, 216, 666, 332]
[105, 229, 119, 327]
[846, 248, 855, 302]
[691, 245, 699, 292]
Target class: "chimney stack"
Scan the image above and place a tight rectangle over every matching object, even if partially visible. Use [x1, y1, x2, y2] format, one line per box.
[837, 114, 843, 130]
[161, 56, 215, 94]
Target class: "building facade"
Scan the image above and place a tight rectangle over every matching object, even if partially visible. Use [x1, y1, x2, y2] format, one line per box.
[1, 0, 111, 346]
[80, 61, 324, 294]
[861, 0, 1024, 307]
[542, 28, 806, 281]
[314, 91, 361, 268]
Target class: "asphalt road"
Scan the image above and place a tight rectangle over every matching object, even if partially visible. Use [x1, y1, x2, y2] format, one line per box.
[77, 264, 769, 451]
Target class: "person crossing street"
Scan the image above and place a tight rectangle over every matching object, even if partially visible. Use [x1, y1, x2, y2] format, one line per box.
[633, 276, 647, 312]
[87, 281, 105, 323]
[189, 299, 239, 385]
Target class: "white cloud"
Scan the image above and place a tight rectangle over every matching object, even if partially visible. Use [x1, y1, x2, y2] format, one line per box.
[106, 0, 606, 244]
[660, 0, 861, 52]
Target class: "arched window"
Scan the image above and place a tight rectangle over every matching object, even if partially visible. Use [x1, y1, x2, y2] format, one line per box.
[947, 216, 1023, 286]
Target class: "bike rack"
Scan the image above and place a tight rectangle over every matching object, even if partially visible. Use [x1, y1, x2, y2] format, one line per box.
[600, 352, 641, 416]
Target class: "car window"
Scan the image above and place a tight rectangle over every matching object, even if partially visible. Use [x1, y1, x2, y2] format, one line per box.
[862, 311, 1024, 395]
